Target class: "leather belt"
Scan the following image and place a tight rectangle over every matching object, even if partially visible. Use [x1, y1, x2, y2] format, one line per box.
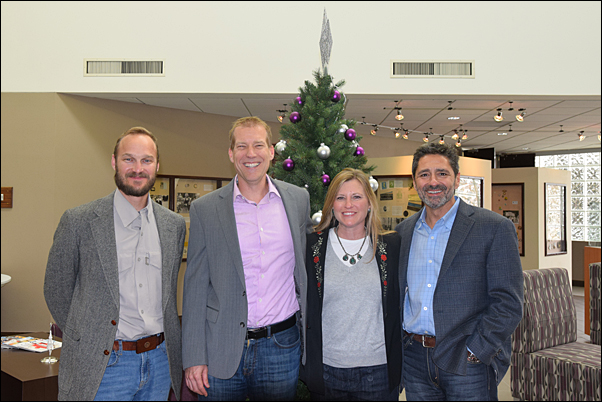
[404, 330, 436, 348]
[114, 333, 164, 354]
[247, 315, 296, 340]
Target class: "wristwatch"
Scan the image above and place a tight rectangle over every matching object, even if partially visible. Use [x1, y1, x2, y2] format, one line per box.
[467, 350, 481, 363]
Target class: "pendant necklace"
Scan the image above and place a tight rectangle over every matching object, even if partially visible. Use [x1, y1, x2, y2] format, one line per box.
[335, 226, 367, 265]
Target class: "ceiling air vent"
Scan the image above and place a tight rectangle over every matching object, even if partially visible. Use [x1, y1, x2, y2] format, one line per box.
[84, 59, 164, 77]
[391, 60, 474, 78]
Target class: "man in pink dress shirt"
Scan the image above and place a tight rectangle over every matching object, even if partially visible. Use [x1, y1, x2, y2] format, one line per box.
[182, 117, 311, 401]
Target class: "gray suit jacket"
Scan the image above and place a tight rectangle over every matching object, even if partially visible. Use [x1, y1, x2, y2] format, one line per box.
[395, 199, 523, 384]
[44, 192, 186, 400]
[182, 177, 311, 379]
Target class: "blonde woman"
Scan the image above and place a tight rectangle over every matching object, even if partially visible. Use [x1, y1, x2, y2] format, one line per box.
[300, 168, 402, 401]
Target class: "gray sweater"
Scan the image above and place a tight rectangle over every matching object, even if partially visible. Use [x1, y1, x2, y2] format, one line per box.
[322, 235, 387, 368]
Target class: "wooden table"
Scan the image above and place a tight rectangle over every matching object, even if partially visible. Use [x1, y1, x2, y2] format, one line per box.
[584, 246, 601, 335]
[1, 332, 61, 401]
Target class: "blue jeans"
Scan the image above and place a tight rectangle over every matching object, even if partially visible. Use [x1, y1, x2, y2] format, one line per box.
[402, 334, 498, 401]
[94, 340, 171, 401]
[311, 363, 399, 401]
[200, 324, 301, 401]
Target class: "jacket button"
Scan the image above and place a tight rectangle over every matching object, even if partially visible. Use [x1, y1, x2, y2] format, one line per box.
[111, 320, 117, 325]
[104, 350, 110, 355]
[240, 322, 245, 328]
[242, 291, 246, 297]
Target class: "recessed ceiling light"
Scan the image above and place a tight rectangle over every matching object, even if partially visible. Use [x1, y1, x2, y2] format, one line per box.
[448, 116, 460, 120]
[522, 147, 529, 150]
[498, 132, 508, 136]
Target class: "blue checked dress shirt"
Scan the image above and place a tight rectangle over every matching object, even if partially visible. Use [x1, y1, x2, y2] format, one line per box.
[404, 196, 460, 336]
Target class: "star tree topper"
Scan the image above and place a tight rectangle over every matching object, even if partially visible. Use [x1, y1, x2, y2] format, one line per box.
[319, 9, 333, 71]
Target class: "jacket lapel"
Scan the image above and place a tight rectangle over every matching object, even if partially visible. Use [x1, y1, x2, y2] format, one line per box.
[272, 179, 302, 264]
[216, 180, 246, 289]
[311, 230, 328, 303]
[439, 199, 475, 279]
[90, 193, 120, 308]
[374, 237, 389, 317]
[154, 206, 176, 312]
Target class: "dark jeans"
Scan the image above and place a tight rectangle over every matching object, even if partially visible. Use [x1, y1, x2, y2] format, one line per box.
[402, 333, 498, 401]
[311, 363, 398, 401]
[199, 325, 300, 401]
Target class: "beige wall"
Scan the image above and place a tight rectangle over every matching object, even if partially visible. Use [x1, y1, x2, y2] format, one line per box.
[0, 93, 428, 332]
[0, 93, 264, 332]
[492, 168, 572, 277]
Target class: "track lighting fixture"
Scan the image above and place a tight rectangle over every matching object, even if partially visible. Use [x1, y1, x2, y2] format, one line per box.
[516, 109, 526, 122]
[277, 104, 287, 123]
[494, 109, 504, 122]
[461, 130, 468, 140]
[370, 125, 378, 135]
[439, 135, 445, 145]
[559, 125, 564, 133]
[394, 130, 401, 139]
[423, 133, 430, 143]
[402, 130, 409, 140]
[452, 130, 459, 140]
[455, 140, 462, 148]
[578, 131, 586, 141]
[394, 107, 404, 121]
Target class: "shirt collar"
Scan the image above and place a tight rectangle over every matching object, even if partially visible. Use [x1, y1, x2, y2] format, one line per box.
[417, 196, 460, 230]
[233, 174, 282, 202]
[113, 189, 153, 227]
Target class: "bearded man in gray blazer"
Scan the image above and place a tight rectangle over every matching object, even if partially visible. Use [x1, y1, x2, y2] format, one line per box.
[182, 117, 311, 401]
[44, 127, 186, 401]
[395, 142, 523, 401]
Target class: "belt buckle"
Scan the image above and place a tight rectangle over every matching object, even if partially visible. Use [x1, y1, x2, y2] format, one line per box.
[421, 335, 434, 348]
[136, 335, 155, 354]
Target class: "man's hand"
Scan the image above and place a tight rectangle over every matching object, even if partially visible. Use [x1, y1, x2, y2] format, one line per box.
[185, 365, 210, 397]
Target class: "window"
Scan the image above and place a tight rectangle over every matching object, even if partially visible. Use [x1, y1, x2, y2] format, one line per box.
[536, 152, 601, 242]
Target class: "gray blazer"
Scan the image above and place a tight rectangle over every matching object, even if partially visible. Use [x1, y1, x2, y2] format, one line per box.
[396, 199, 523, 384]
[182, 177, 311, 379]
[44, 192, 186, 401]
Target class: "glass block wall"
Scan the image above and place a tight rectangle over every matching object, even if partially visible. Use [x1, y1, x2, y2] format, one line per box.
[536, 152, 601, 242]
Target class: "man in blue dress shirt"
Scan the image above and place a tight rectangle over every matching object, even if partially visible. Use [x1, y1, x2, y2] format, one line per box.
[395, 142, 523, 401]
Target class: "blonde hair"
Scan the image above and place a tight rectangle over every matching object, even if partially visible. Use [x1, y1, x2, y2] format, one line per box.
[315, 168, 393, 260]
[228, 116, 272, 150]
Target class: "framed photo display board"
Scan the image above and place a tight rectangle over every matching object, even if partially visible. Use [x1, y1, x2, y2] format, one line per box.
[457, 176, 484, 208]
[544, 182, 567, 256]
[150, 175, 231, 260]
[492, 183, 525, 256]
[373, 176, 423, 231]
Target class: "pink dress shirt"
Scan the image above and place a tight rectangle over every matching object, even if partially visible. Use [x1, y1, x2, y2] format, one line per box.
[233, 176, 298, 328]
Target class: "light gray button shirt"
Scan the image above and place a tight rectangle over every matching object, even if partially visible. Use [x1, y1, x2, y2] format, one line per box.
[113, 190, 163, 340]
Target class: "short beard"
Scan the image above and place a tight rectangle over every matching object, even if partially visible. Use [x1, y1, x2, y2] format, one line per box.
[114, 168, 156, 197]
[418, 185, 455, 210]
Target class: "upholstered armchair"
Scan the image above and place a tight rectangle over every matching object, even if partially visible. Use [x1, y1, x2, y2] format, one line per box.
[511, 268, 601, 401]
[591, 262, 601, 346]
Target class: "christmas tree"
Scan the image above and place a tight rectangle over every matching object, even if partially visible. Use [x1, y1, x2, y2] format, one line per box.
[271, 69, 375, 217]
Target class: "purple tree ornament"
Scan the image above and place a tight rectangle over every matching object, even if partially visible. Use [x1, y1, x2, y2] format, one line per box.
[354, 146, 365, 157]
[289, 111, 301, 123]
[283, 158, 295, 171]
[321, 174, 331, 186]
[344, 128, 356, 141]
[296, 96, 303, 106]
[332, 90, 341, 103]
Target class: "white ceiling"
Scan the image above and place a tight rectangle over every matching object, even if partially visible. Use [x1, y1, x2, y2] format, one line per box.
[68, 92, 601, 155]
